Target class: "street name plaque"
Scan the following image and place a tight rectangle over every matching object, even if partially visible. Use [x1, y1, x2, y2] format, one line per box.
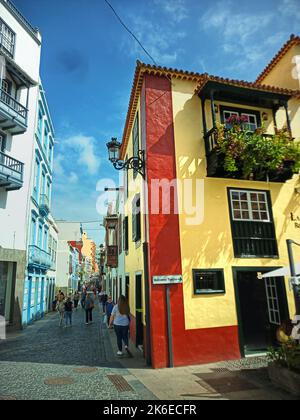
[153, 275, 183, 285]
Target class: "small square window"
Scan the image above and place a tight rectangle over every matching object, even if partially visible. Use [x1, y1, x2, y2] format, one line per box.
[193, 269, 225, 295]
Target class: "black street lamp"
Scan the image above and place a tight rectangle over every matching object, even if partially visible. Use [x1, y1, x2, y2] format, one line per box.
[106, 137, 145, 178]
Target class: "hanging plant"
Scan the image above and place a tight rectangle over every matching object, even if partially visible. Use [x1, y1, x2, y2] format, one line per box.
[215, 122, 300, 180]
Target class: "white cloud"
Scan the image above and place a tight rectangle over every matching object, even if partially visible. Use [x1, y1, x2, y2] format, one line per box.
[200, 1, 277, 72]
[122, 8, 186, 66]
[68, 172, 79, 184]
[154, 0, 188, 23]
[53, 153, 65, 176]
[281, 0, 300, 20]
[64, 135, 101, 175]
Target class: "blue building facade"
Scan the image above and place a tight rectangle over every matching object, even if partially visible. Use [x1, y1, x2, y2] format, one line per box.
[22, 84, 56, 325]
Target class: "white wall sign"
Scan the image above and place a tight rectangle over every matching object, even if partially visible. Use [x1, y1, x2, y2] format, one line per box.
[153, 275, 183, 285]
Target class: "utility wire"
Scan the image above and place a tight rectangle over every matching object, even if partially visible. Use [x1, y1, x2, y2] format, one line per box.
[104, 0, 158, 67]
[103, 0, 174, 91]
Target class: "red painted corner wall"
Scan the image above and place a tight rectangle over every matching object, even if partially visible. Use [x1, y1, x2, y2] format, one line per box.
[143, 74, 241, 368]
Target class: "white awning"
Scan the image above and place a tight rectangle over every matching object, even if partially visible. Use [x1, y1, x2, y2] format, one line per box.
[262, 263, 300, 278]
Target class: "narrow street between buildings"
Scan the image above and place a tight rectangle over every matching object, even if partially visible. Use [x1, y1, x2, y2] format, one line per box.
[0, 301, 297, 400]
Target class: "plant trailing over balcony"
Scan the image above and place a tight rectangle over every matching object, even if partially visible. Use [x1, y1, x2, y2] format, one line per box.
[215, 118, 300, 181]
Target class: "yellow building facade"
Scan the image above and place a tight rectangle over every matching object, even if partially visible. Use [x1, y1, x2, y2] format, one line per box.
[119, 35, 300, 368]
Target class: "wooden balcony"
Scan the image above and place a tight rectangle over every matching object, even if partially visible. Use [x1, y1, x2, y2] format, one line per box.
[204, 128, 295, 183]
[106, 246, 118, 268]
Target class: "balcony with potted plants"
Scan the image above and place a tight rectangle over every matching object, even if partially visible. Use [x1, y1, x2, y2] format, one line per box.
[196, 75, 300, 182]
[205, 117, 300, 182]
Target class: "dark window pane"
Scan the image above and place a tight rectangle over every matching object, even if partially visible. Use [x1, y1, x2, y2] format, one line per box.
[234, 210, 241, 219]
[242, 211, 250, 219]
[193, 270, 225, 295]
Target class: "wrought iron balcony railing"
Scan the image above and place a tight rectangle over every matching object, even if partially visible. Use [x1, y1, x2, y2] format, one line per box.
[0, 88, 27, 120]
[28, 245, 51, 269]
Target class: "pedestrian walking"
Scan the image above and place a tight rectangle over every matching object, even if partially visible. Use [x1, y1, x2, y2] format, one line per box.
[73, 291, 80, 311]
[56, 299, 65, 327]
[101, 292, 108, 314]
[109, 295, 132, 357]
[105, 296, 114, 327]
[64, 296, 73, 327]
[84, 293, 95, 325]
[81, 291, 86, 309]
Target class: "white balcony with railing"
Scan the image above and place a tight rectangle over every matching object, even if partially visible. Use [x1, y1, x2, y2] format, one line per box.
[0, 88, 28, 134]
[0, 151, 24, 191]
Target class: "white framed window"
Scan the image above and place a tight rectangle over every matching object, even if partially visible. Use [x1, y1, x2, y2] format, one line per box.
[264, 277, 281, 326]
[230, 190, 270, 222]
[1, 79, 9, 93]
[241, 113, 258, 132]
[223, 110, 239, 128]
[0, 19, 15, 57]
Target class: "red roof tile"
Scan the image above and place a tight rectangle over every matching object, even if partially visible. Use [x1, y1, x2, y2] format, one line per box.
[195, 73, 300, 96]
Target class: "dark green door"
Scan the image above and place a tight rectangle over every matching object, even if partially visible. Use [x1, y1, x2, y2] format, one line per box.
[236, 270, 289, 354]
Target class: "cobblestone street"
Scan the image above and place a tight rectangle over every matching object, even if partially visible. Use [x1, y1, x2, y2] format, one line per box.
[0, 302, 298, 401]
[0, 303, 156, 400]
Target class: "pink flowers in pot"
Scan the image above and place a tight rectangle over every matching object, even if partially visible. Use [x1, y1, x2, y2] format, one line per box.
[226, 115, 249, 126]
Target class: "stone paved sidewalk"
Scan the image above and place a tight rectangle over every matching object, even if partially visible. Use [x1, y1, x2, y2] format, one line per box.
[105, 321, 297, 401]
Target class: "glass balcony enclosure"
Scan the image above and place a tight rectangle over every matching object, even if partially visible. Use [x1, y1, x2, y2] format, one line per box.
[28, 245, 51, 269]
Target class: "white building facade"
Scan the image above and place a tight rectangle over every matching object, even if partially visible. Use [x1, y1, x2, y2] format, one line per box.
[0, 0, 42, 328]
[56, 222, 82, 295]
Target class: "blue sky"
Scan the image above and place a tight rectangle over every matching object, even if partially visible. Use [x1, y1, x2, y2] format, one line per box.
[13, 0, 300, 244]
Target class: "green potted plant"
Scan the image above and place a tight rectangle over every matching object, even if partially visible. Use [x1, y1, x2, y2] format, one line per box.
[215, 120, 300, 182]
[268, 342, 300, 397]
